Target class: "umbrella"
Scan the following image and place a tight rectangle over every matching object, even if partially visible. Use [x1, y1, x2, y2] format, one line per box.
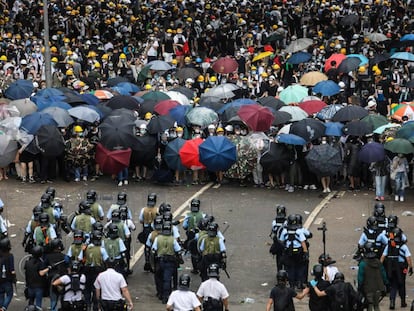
[141, 91, 170, 102]
[346, 54, 369, 66]
[342, 120, 372, 136]
[199, 96, 224, 111]
[252, 51, 273, 63]
[337, 57, 362, 73]
[300, 71, 328, 86]
[324, 53, 346, 72]
[186, 107, 218, 127]
[20, 112, 57, 134]
[68, 106, 100, 123]
[108, 108, 137, 120]
[95, 143, 132, 175]
[115, 82, 140, 94]
[94, 90, 114, 100]
[290, 118, 326, 141]
[369, 53, 390, 65]
[205, 83, 239, 99]
[361, 114, 388, 130]
[257, 96, 285, 110]
[0, 134, 18, 167]
[36, 88, 64, 98]
[154, 100, 180, 115]
[340, 14, 359, 26]
[172, 86, 196, 99]
[169, 105, 191, 126]
[33, 95, 70, 111]
[390, 52, 414, 62]
[99, 114, 136, 150]
[147, 60, 173, 71]
[264, 32, 284, 43]
[8, 98, 37, 117]
[358, 142, 385, 163]
[306, 144, 342, 176]
[164, 137, 186, 171]
[176, 68, 202, 81]
[0, 116, 21, 136]
[313, 80, 341, 96]
[384, 138, 414, 154]
[332, 105, 368, 122]
[299, 100, 327, 115]
[139, 99, 158, 116]
[179, 138, 205, 169]
[130, 134, 158, 166]
[276, 133, 306, 145]
[0, 102, 19, 120]
[316, 104, 344, 120]
[212, 56, 238, 74]
[260, 142, 291, 174]
[401, 34, 414, 41]
[396, 122, 414, 139]
[324, 122, 344, 136]
[107, 76, 130, 87]
[237, 104, 274, 132]
[279, 106, 308, 121]
[272, 110, 292, 125]
[164, 91, 191, 105]
[218, 98, 256, 114]
[41, 107, 74, 127]
[199, 136, 237, 171]
[392, 104, 414, 121]
[35, 125, 65, 157]
[106, 95, 140, 110]
[147, 115, 176, 134]
[63, 92, 87, 107]
[4, 79, 33, 100]
[374, 123, 400, 134]
[279, 84, 308, 104]
[367, 32, 389, 42]
[80, 94, 100, 106]
[287, 52, 312, 64]
[284, 38, 313, 54]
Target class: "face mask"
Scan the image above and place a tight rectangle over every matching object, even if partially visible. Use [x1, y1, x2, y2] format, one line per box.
[140, 129, 147, 134]
[241, 129, 247, 135]
[177, 133, 183, 138]
[235, 130, 241, 135]
[194, 128, 200, 133]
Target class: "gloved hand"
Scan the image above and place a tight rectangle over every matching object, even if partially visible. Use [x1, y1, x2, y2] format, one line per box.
[310, 279, 318, 287]
[11, 274, 16, 284]
[21, 240, 26, 248]
[409, 267, 413, 276]
[303, 252, 309, 261]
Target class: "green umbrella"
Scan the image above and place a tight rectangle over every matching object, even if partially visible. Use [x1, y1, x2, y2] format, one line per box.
[185, 107, 218, 127]
[141, 91, 170, 101]
[279, 84, 308, 104]
[384, 138, 414, 154]
[137, 65, 152, 82]
[396, 122, 414, 139]
[361, 114, 388, 130]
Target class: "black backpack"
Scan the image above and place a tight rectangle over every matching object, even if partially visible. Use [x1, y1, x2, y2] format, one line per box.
[331, 282, 358, 311]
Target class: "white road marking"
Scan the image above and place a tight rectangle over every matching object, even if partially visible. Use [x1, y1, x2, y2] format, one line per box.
[303, 191, 336, 229]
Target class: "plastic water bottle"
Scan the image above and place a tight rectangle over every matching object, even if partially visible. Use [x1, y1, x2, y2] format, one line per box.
[2, 265, 6, 278]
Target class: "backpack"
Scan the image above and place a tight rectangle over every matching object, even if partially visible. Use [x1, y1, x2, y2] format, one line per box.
[332, 282, 358, 311]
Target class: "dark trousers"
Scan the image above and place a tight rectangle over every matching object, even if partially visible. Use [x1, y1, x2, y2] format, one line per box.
[100, 300, 126, 311]
[40, 155, 57, 181]
[84, 268, 101, 311]
[159, 259, 176, 300]
[284, 253, 305, 287]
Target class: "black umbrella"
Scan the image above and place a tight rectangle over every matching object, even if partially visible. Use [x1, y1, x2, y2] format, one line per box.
[64, 92, 87, 107]
[107, 76, 131, 87]
[107, 95, 140, 110]
[258, 96, 285, 110]
[305, 144, 342, 176]
[139, 99, 158, 116]
[290, 118, 326, 141]
[332, 105, 369, 122]
[369, 53, 390, 65]
[176, 67, 202, 82]
[340, 14, 359, 26]
[99, 115, 137, 150]
[260, 142, 291, 175]
[131, 134, 158, 166]
[342, 120, 373, 136]
[107, 108, 137, 121]
[406, 80, 414, 88]
[35, 125, 65, 157]
[147, 115, 176, 134]
[96, 103, 113, 117]
[272, 111, 292, 125]
[337, 57, 361, 73]
[199, 96, 224, 111]
[172, 86, 196, 99]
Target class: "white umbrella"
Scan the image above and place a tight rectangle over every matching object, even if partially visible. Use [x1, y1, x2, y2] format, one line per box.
[147, 60, 173, 71]
[285, 38, 313, 54]
[68, 106, 100, 123]
[164, 91, 191, 105]
[279, 106, 308, 121]
[204, 83, 239, 99]
[367, 32, 388, 42]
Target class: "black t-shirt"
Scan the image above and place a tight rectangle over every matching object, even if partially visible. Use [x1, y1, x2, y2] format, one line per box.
[269, 285, 297, 311]
[24, 257, 46, 288]
[308, 279, 330, 311]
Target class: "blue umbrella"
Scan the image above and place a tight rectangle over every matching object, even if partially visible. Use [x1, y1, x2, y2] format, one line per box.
[324, 122, 344, 136]
[401, 34, 414, 41]
[36, 100, 72, 111]
[313, 80, 341, 96]
[32, 94, 66, 105]
[276, 133, 306, 145]
[169, 105, 190, 126]
[36, 87, 64, 98]
[346, 54, 369, 66]
[287, 52, 312, 65]
[21, 112, 57, 134]
[358, 142, 385, 163]
[199, 136, 237, 171]
[81, 105, 105, 119]
[316, 104, 344, 120]
[4, 79, 33, 100]
[217, 98, 256, 114]
[390, 52, 414, 62]
[164, 137, 186, 171]
[81, 94, 100, 106]
[113, 82, 140, 95]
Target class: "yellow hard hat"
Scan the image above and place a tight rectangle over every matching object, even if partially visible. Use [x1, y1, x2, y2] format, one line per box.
[119, 53, 127, 59]
[87, 51, 96, 58]
[51, 57, 58, 63]
[272, 64, 280, 70]
[144, 112, 153, 120]
[261, 72, 268, 78]
[358, 66, 366, 73]
[74, 125, 83, 133]
[66, 69, 74, 76]
[50, 46, 58, 53]
[372, 65, 379, 71]
[67, 50, 73, 55]
[210, 76, 217, 82]
[319, 45, 325, 50]
[183, 9, 189, 15]
[251, 65, 257, 70]
[176, 126, 183, 132]
[145, 84, 152, 90]
[167, 29, 173, 33]
[184, 56, 191, 62]
[0, 55, 7, 61]
[63, 38, 70, 43]
[340, 48, 347, 55]
[171, 59, 178, 65]
[197, 75, 204, 82]
[216, 127, 224, 133]
[94, 62, 101, 68]
[374, 69, 382, 76]
[187, 17, 193, 22]
[102, 54, 109, 60]
[272, 24, 278, 30]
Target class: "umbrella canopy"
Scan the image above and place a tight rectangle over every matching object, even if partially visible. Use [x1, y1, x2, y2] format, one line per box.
[164, 91, 191, 105]
[300, 71, 328, 86]
[332, 105, 368, 122]
[306, 144, 342, 176]
[396, 122, 414, 139]
[172, 87, 196, 99]
[164, 137, 186, 171]
[237, 104, 274, 131]
[114, 82, 140, 95]
[401, 34, 414, 41]
[35, 125, 65, 157]
[41, 107, 74, 127]
[4, 79, 33, 100]
[212, 56, 238, 74]
[186, 107, 218, 127]
[99, 114, 136, 150]
[260, 142, 291, 175]
[0, 116, 21, 136]
[324, 122, 344, 136]
[384, 138, 414, 154]
[130, 134, 158, 166]
[374, 123, 400, 134]
[94, 90, 114, 100]
[68, 106, 100, 123]
[358, 142, 385, 163]
[147, 115, 176, 134]
[199, 136, 237, 171]
[284, 38, 313, 54]
[141, 91, 170, 102]
[0, 134, 18, 167]
[154, 100, 180, 115]
[0, 102, 19, 120]
[80, 94, 100, 106]
[392, 104, 414, 121]
[205, 83, 239, 99]
[316, 104, 344, 120]
[20, 112, 57, 134]
[342, 120, 372, 136]
[324, 53, 346, 72]
[287, 52, 312, 65]
[217, 98, 255, 115]
[290, 118, 326, 141]
[279, 84, 308, 104]
[390, 52, 414, 62]
[176, 68, 202, 82]
[95, 143, 132, 175]
[361, 114, 389, 130]
[272, 110, 293, 125]
[279, 106, 308, 121]
[313, 80, 341, 96]
[276, 133, 306, 145]
[337, 57, 361, 73]
[8, 98, 37, 117]
[62, 92, 87, 107]
[199, 96, 224, 111]
[169, 105, 191, 126]
[299, 100, 327, 115]
[179, 138, 205, 169]
[257, 96, 285, 110]
[147, 60, 173, 71]
[107, 76, 130, 87]
[106, 95, 140, 110]
[340, 14, 359, 26]
[370, 53, 390, 65]
[346, 54, 369, 66]
[36, 88, 64, 98]
[252, 51, 273, 63]
[367, 32, 389, 42]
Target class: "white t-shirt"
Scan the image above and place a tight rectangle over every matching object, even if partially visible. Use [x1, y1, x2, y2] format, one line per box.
[94, 268, 127, 301]
[59, 274, 86, 302]
[167, 289, 201, 311]
[196, 278, 229, 300]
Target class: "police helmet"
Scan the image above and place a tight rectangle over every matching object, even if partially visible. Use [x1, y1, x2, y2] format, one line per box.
[108, 223, 119, 239]
[119, 205, 129, 220]
[86, 190, 97, 203]
[154, 216, 164, 231]
[73, 230, 85, 245]
[391, 227, 403, 244]
[111, 210, 121, 222]
[387, 215, 398, 229]
[162, 221, 172, 235]
[366, 216, 379, 230]
[40, 193, 52, 206]
[333, 272, 345, 282]
[50, 238, 64, 251]
[276, 270, 288, 282]
[147, 193, 157, 207]
[78, 200, 91, 213]
[207, 222, 218, 237]
[159, 202, 172, 215]
[91, 230, 103, 245]
[71, 260, 81, 273]
[373, 206, 385, 220]
[312, 264, 324, 279]
[198, 217, 210, 231]
[287, 214, 298, 229]
[190, 199, 200, 212]
[178, 274, 191, 290]
[364, 241, 377, 258]
[117, 192, 127, 205]
[39, 213, 50, 225]
[318, 253, 336, 266]
[45, 187, 56, 199]
[276, 205, 286, 217]
[207, 263, 220, 277]
[295, 214, 303, 226]
[31, 245, 44, 258]
[0, 238, 11, 251]
[93, 221, 104, 232]
[163, 211, 173, 222]
[33, 206, 44, 220]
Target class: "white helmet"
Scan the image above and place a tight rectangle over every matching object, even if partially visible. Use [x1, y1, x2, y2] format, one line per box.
[186, 78, 194, 84]
[139, 123, 147, 129]
[338, 81, 345, 88]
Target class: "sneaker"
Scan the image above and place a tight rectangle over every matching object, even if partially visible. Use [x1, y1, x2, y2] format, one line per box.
[40, 180, 46, 184]
[327, 187, 331, 193]
[124, 180, 129, 185]
[303, 185, 309, 190]
[288, 186, 294, 192]
[380, 196, 385, 201]
[285, 184, 290, 191]
[375, 196, 380, 201]
[21, 176, 26, 183]
[29, 176, 35, 183]
[118, 181, 123, 187]
[82, 176, 87, 181]
[400, 196, 404, 202]
[309, 184, 317, 190]
[74, 178, 80, 182]
[395, 195, 399, 201]
[323, 189, 327, 193]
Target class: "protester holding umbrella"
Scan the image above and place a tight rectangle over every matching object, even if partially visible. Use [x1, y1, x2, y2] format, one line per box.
[344, 136, 362, 191]
[15, 140, 37, 183]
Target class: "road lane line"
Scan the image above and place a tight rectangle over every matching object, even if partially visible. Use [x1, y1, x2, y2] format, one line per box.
[130, 182, 214, 267]
[303, 191, 336, 230]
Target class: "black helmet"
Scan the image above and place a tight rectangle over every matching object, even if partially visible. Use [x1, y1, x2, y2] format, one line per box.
[178, 274, 191, 290]
[50, 238, 64, 251]
[111, 210, 121, 222]
[366, 216, 379, 230]
[287, 214, 298, 229]
[364, 241, 377, 259]
[207, 263, 220, 277]
[117, 192, 127, 205]
[154, 216, 164, 231]
[276, 270, 288, 282]
[373, 205, 385, 220]
[163, 211, 173, 222]
[318, 253, 336, 266]
[78, 200, 91, 213]
[71, 260, 81, 273]
[159, 202, 172, 215]
[73, 230, 85, 245]
[93, 221, 104, 232]
[33, 206, 44, 220]
[374, 202, 385, 211]
[31, 245, 44, 258]
[390, 227, 403, 244]
[86, 190, 97, 203]
[39, 213, 50, 225]
[108, 223, 119, 239]
[0, 238, 11, 251]
[333, 272, 345, 283]
[387, 215, 398, 229]
[198, 217, 210, 231]
[207, 222, 218, 237]
[295, 214, 303, 226]
[119, 205, 129, 220]
[147, 193, 157, 207]
[91, 230, 103, 245]
[40, 193, 51, 207]
[162, 221, 172, 235]
[312, 264, 324, 279]
[276, 204, 286, 217]
[190, 199, 200, 212]
[45, 187, 56, 199]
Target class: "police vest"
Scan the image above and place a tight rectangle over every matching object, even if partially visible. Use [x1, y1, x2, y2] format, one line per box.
[187, 212, 203, 231]
[75, 214, 93, 233]
[143, 207, 157, 225]
[34, 226, 52, 246]
[202, 236, 220, 256]
[114, 222, 126, 241]
[197, 231, 208, 252]
[69, 244, 83, 260]
[104, 238, 121, 259]
[85, 245, 103, 267]
[44, 207, 56, 225]
[90, 203, 101, 220]
[364, 228, 381, 246]
[156, 235, 175, 256]
[387, 243, 407, 262]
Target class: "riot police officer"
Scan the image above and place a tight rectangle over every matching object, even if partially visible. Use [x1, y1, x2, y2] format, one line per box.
[270, 205, 287, 272]
[146, 216, 164, 276]
[65, 230, 86, 263]
[373, 202, 387, 231]
[39, 193, 61, 228]
[70, 201, 96, 237]
[86, 190, 104, 221]
[102, 223, 127, 276]
[33, 213, 57, 252]
[167, 274, 201, 311]
[356, 216, 388, 260]
[139, 193, 158, 271]
[106, 192, 132, 221]
[23, 206, 43, 253]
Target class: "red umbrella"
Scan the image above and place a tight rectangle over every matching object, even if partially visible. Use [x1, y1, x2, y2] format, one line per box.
[237, 104, 275, 131]
[299, 100, 327, 115]
[95, 143, 132, 175]
[212, 56, 239, 74]
[154, 99, 180, 115]
[179, 138, 206, 170]
[324, 53, 346, 72]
